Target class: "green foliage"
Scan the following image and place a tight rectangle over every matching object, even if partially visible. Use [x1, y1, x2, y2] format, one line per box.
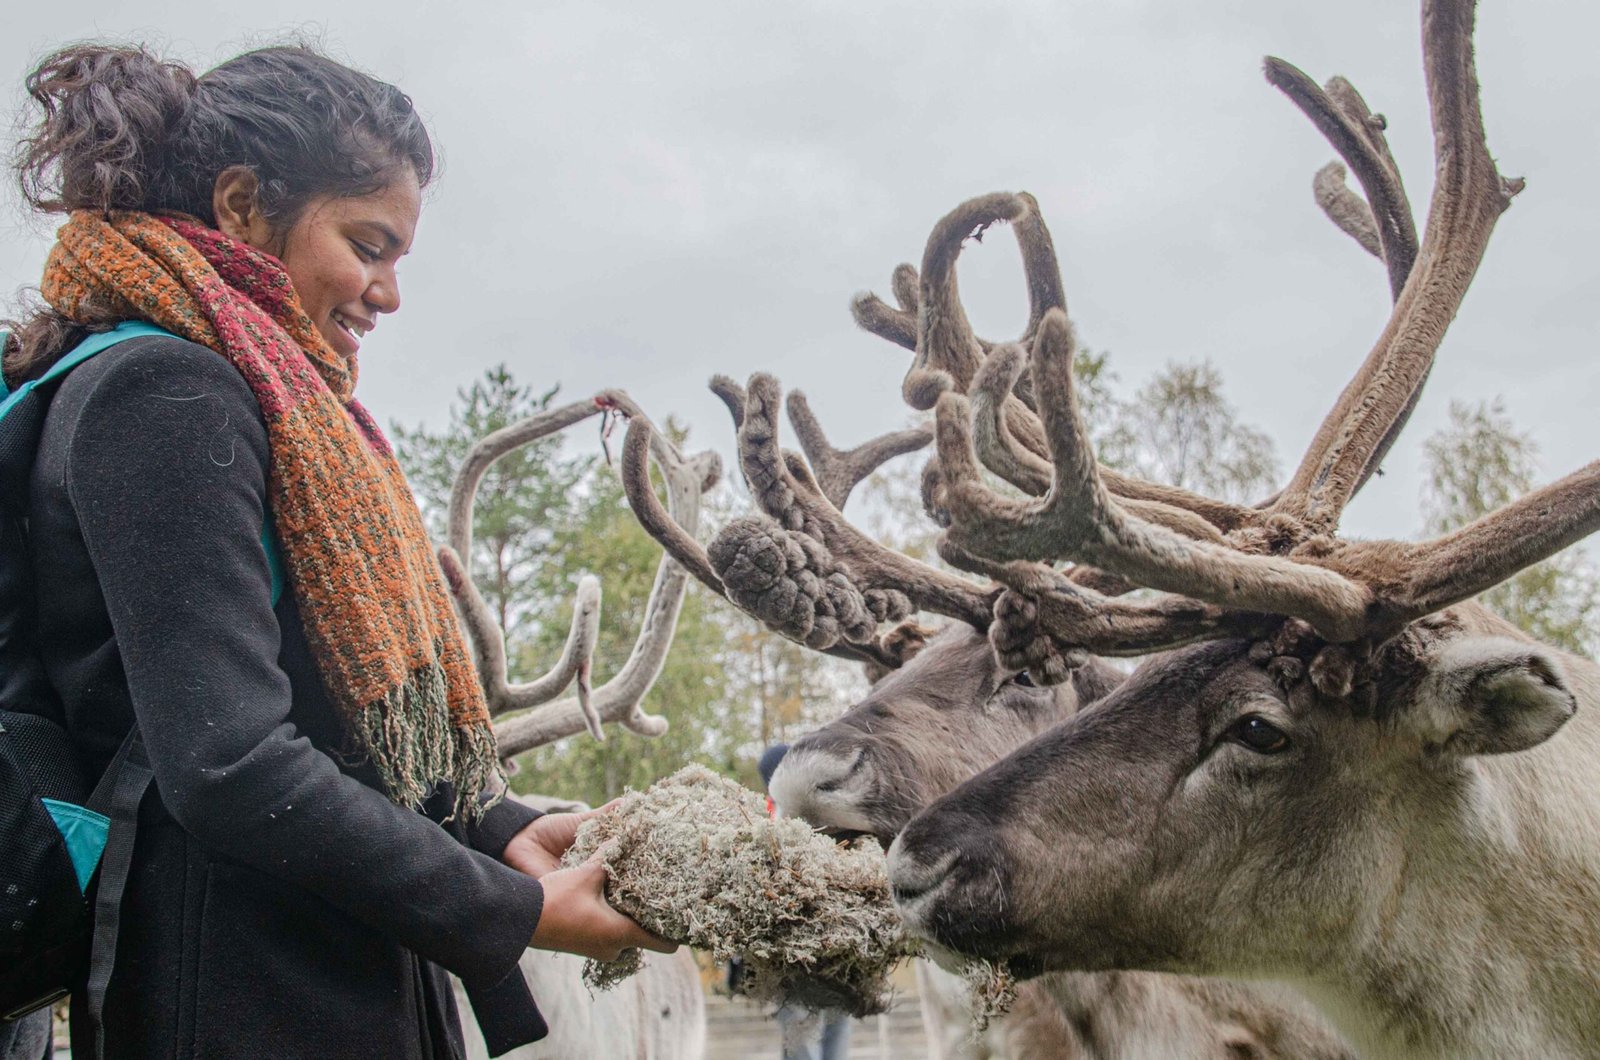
[393, 366, 587, 645]
[1097, 360, 1279, 502]
[509, 446, 743, 805]
[1422, 399, 1599, 656]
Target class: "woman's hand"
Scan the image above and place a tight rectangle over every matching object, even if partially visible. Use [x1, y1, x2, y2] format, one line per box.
[529, 854, 678, 962]
[502, 800, 619, 879]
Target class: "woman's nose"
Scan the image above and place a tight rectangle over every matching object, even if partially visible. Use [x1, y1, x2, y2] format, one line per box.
[366, 269, 401, 315]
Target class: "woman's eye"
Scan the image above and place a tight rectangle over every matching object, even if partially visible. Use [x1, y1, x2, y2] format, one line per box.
[1226, 714, 1290, 754]
[351, 240, 380, 261]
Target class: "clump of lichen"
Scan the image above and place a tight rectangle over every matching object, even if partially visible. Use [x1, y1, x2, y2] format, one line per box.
[961, 957, 1018, 1032]
[565, 764, 915, 1016]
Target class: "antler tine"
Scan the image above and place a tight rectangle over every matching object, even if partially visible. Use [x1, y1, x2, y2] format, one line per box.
[489, 420, 723, 759]
[784, 390, 932, 510]
[967, 337, 1241, 545]
[447, 396, 624, 562]
[1013, 191, 1068, 352]
[849, 263, 923, 353]
[939, 543, 1280, 668]
[444, 392, 647, 742]
[618, 418, 729, 598]
[1272, 0, 1523, 532]
[967, 343, 1054, 495]
[1269, 64, 1434, 501]
[920, 192, 1262, 534]
[736, 373, 1000, 629]
[851, 293, 917, 353]
[710, 373, 747, 428]
[891, 263, 920, 316]
[935, 308, 1375, 642]
[438, 547, 603, 736]
[904, 192, 1030, 410]
[1267, 62, 1418, 298]
[1314, 161, 1383, 259]
[1325, 460, 1600, 640]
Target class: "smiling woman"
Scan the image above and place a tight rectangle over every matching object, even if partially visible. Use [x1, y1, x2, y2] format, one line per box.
[1, 41, 669, 1059]
[4, 44, 432, 381]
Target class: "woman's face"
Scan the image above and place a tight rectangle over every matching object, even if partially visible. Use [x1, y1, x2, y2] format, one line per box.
[273, 171, 422, 359]
[214, 167, 422, 360]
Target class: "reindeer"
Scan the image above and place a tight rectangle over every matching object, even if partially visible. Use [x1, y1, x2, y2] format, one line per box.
[776, 623, 1358, 1060]
[437, 393, 715, 1059]
[867, 2, 1600, 1057]
[616, 361, 1358, 1053]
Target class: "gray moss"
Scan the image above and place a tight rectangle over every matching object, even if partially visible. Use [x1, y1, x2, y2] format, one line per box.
[960, 957, 1018, 1032]
[565, 764, 914, 1016]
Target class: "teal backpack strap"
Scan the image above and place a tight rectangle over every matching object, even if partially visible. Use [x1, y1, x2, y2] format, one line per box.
[0, 321, 172, 416]
[3, 321, 284, 606]
[262, 522, 285, 608]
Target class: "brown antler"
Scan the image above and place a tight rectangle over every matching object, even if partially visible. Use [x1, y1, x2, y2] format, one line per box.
[1268, 0, 1523, 533]
[441, 390, 722, 758]
[861, 60, 1433, 538]
[933, 0, 1594, 657]
[1266, 63, 1418, 299]
[733, 373, 1000, 630]
[784, 390, 931, 510]
[861, 190, 1266, 538]
[621, 373, 996, 671]
[620, 413, 905, 670]
[935, 310, 1376, 641]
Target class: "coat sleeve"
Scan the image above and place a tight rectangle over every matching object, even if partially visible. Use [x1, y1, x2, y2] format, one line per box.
[467, 795, 543, 861]
[61, 340, 541, 989]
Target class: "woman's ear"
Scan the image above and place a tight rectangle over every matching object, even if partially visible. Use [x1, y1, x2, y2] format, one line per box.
[212, 167, 276, 249]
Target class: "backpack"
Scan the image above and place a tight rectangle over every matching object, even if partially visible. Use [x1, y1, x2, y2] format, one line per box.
[0, 322, 284, 1036]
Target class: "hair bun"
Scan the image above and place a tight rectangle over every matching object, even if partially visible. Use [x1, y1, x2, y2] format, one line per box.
[17, 45, 197, 214]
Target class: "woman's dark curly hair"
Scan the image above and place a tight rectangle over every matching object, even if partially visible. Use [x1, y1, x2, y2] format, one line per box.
[4, 43, 435, 385]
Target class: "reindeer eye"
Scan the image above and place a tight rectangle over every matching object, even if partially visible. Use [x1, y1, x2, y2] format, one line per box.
[1227, 715, 1290, 754]
[1010, 670, 1037, 689]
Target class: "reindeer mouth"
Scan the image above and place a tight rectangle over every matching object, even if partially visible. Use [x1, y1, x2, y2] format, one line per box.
[819, 826, 890, 852]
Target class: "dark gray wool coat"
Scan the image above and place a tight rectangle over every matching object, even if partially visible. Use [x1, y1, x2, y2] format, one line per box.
[28, 334, 549, 1059]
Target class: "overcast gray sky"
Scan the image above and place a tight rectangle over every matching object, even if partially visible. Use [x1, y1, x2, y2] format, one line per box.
[3, 0, 1595, 545]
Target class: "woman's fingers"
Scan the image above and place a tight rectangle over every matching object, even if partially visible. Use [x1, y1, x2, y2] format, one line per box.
[627, 925, 679, 954]
[529, 857, 679, 961]
[577, 797, 623, 822]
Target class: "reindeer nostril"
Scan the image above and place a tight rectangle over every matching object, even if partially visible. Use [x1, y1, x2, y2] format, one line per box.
[887, 838, 958, 913]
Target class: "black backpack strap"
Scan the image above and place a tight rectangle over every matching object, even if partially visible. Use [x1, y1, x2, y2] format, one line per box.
[83, 724, 153, 1059]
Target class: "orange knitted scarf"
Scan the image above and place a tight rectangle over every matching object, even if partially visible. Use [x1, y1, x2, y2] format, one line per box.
[43, 211, 500, 818]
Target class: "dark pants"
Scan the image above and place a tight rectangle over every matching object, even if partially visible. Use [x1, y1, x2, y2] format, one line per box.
[0, 1009, 51, 1060]
[776, 1006, 851, 1060]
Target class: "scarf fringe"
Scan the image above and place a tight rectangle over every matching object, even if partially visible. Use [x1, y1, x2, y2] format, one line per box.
[354, 664, 507, 823]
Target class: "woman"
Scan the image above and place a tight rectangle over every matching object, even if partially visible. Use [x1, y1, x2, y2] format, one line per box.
[4, 44, 669, 1058]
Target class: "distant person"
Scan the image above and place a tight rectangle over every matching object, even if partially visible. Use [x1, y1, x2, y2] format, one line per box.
[757, 744, 853, 1060]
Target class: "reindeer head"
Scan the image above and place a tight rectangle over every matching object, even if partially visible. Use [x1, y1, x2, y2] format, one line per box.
[770, 623, 1124, 848]
[890, 610, 1578, 978]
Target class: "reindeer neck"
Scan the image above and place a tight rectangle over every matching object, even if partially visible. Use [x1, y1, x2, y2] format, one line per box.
[1302, 653, 1600, 1058]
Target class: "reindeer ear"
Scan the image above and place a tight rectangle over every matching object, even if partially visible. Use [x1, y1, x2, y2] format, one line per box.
[883, 621, 937, 666]
[860, 621, 939, 686]
[1416, 638, 1577, 756]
